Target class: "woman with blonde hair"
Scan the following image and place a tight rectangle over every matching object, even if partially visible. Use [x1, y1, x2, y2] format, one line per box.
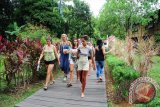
[59, 34, 72, 81]
[38, 36, 60, 90]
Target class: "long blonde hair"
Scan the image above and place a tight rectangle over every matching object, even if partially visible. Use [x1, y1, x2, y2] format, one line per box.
[61, 34, 68, 41]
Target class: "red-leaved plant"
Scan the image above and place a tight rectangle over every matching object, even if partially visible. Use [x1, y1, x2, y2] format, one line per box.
[0, 37, 43, 91]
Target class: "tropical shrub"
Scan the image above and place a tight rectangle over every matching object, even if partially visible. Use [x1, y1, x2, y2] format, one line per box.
[106, 54, 140, 101]
[19, 23, 50, 40]
[5, 22, 25, 41]
[155, 32, 160, 43]
[107, 54, 126, 70]
[0, 36, 47, 92]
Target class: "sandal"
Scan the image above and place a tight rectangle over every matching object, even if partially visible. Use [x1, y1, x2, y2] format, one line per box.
[43, 86, 48, 91]
[67, 83, 72, 87]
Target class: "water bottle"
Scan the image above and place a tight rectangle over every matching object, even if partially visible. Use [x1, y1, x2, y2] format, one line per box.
[37, 64, 40, 71]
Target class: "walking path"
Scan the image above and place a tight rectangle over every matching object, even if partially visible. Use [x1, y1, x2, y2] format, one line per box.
[16, 71, 107, 107]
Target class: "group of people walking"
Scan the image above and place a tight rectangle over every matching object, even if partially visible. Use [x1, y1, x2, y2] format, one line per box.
[38, 34, 107, 98]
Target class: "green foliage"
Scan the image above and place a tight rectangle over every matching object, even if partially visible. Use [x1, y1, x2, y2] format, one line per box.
[107, 54, 126, 70]
[155, 32, 160, 43]
[52, 37, 61, 43]
[40, 36, 47, 46]
[19, 23, 50, 40]
[106, 54, 140, 97]
[12, 0, 93, 38]
[0, 0, 14, 35]
[144, 56, 160, 107]
[96, 0, 159, 39]
[112, 66, 139, 84]
[5, 22, 25, 41]
[1, 0, 94, 39]
[5, 22, 25, 35]
[0, 82, 43, 107]
[66, 0, 94, 38]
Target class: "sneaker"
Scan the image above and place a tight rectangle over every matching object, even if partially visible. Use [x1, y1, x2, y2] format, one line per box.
[67, 83, 72, 87]
[43, 86, 48, 91]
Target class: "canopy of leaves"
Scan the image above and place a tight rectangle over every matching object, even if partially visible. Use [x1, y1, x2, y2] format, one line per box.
[0, 0, 94, 40]
[96, 0, 159, 39]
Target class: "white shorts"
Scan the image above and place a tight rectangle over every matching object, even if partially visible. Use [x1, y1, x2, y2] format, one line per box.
[77, 56, 89, 71]
[69, 59, 75, 65]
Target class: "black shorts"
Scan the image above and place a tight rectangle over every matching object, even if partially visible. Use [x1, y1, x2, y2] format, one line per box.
[88, 56, 91, 60]
[44, 60, 56, 65]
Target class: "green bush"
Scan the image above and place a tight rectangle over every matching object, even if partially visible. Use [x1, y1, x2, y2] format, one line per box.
[19, 23, 50, 40]
[107, 54, 126, 70]
[155, 32, 160, 43]
[112, 66, 139, 84]
[106, 54, 140, 97]
[40, 36, 47, 46]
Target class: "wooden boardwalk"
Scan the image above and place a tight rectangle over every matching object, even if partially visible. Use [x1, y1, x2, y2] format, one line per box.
[16, 71, 107, 107]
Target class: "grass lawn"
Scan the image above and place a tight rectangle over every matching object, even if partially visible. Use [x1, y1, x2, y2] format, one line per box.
[0, 82, 43, 107]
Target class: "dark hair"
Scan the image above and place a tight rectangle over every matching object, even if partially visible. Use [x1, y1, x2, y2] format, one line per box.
[81, 35, 89, 41]
[46, 36, 52, 43]
[97, 39, 103, 49]
[72, 38, 78, 48]
[46, 36, 52, 41]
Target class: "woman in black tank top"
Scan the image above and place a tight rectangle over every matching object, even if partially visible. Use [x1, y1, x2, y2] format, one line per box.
[95, 39, 106, 82]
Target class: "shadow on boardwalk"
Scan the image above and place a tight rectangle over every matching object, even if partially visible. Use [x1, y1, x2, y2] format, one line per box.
[16, 71, 107, 107]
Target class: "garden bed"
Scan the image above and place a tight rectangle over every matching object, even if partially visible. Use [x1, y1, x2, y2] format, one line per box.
[105, 54, 160, 107]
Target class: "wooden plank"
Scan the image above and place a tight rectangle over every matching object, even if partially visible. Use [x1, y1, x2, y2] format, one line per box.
[23, 96, 106, 107]
[15, 70, 107, 107]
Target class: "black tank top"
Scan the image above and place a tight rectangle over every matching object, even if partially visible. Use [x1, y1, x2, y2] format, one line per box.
[95, 48, 104, 61]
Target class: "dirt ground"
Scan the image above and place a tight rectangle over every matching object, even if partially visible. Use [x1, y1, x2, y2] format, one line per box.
[105, 65, 133, 107]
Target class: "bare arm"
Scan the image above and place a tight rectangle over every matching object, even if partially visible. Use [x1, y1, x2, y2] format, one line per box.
[92, 46, 95, 57]
[102, 46, 106, 55]
[90, 49, 96, 70]
[106, 47, 113, 54]
[53, 46, 60, 64]
[38, 50, 44, 64]
[68, 41, 72, 47]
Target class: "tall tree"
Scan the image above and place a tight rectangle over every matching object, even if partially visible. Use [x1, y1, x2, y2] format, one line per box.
[0, 0, 14, 36]
[67, 0, 94, 38]
[96, 0, 159, 39]
[14, 0, 63, 36]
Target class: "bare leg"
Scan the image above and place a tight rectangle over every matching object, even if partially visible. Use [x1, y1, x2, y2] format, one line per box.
[79, 70, 83, 84]
[50, 71, 54, 81]
[77, 71, 80, 81]
[45, 64, 54, 87]
[69, 64, 74, 84]
[81, 70, 88, 97]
